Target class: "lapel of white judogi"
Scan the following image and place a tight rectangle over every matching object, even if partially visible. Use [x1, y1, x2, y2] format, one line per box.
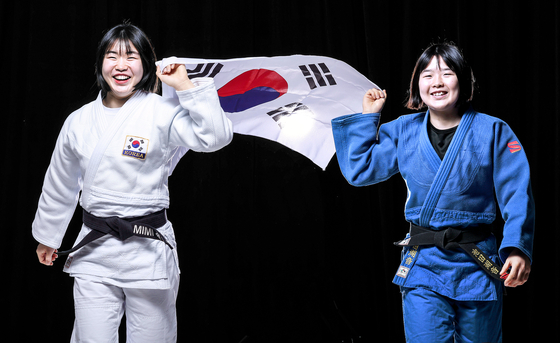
[80, 91, 148, 209]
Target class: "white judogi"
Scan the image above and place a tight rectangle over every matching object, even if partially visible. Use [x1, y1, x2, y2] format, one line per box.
[32, 78, 232, 342]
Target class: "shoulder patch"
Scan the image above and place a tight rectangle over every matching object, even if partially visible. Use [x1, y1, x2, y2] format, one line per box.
[507, 141, 521, 153]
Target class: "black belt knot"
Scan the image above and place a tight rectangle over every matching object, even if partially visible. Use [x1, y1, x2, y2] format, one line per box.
[405, 224, 491, 250]
[395, 223, 508, 282]
[106, 217, 135, 241]
[57, 209, 172, 255]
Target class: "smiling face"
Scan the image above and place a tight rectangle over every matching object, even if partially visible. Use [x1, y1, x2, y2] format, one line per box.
[418, 56, 460, 118]
[101, 40, 144, 108]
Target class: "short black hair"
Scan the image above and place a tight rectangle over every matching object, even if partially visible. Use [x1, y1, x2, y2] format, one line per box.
[405, 42, 475, 110]
[94, 21, 158, 95]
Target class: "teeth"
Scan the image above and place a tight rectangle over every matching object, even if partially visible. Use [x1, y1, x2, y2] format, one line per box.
[432, 92, 445, 96]
[114, 75, 130, 80]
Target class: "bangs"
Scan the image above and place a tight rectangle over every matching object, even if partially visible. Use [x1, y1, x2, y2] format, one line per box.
[105, 39, 135, 55]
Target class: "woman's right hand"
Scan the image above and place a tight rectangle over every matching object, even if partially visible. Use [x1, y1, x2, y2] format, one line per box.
[156, 64, 195, 92]
[363, 88, 387, 114]
[36, 243, 58, 266]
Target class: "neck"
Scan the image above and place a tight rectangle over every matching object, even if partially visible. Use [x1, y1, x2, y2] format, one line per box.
[429, 107, 462, 130]
[103, 91, 135, 108]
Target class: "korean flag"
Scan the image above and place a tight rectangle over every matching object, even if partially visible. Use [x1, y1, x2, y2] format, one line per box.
[157, 55, 379, 170]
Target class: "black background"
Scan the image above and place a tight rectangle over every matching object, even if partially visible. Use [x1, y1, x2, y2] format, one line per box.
[3, 1, 557, 342]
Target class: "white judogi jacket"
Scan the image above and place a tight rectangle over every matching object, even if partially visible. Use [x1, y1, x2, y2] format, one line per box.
[32, 78, 233, 289]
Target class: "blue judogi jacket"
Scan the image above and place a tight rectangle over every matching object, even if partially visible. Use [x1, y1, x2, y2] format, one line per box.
[331, 108, 534, 301]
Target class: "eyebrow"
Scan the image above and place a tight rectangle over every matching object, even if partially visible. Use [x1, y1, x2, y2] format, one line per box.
[421, 67, 454, 74]
[105, 50, 140, 56]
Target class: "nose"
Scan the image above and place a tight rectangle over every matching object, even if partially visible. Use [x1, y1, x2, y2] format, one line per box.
[432, 73, 443, 87]
[115, 57, 128, 71]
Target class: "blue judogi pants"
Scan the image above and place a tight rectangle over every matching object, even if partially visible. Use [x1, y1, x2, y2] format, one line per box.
[401, 287, 502, 343]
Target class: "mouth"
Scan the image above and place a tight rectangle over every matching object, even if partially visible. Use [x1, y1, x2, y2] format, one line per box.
[431, 91, 448, 97]
[113, 75, 131, 83]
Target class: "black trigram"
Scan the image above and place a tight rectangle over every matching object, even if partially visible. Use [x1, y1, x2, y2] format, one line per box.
[186, 63, 224, 79]
[267, 102, 309, 128]
[299, 63, 337, 89]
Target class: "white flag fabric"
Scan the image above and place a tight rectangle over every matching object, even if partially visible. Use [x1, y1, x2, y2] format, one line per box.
[157, 55, 379, 170]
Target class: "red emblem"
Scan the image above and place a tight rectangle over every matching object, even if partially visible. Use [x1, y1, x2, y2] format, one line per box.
[508, 141, 521, 153]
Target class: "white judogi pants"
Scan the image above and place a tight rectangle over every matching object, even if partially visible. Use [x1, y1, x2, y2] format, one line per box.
[70, 270, 179, 343]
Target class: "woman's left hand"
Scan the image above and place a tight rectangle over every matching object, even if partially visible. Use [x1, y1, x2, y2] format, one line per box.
[501, 248, 531, 287]
[156, 63, 195, 91]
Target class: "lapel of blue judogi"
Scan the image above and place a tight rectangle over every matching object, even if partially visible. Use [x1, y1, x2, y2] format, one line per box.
[394, 108, 477, 284]
[417, 108, 476, 227]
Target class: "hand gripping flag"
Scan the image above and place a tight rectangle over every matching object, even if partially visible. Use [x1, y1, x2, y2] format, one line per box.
[157, 55, 379, 170]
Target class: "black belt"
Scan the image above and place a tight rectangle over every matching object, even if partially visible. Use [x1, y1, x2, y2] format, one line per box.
[57, 209, 172, 255]
[395, 223, 508, 282]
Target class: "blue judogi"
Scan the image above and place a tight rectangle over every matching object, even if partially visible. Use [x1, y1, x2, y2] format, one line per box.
[331, 108, 534, 341]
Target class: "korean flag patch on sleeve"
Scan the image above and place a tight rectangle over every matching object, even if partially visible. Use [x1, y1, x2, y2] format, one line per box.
[122, 135, 149, 160]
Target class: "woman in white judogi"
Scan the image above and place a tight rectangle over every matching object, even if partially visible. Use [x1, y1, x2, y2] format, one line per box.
[32, 22, 233, 342]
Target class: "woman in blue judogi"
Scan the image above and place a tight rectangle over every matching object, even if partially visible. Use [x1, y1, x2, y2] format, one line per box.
[331, 42, 534, 342]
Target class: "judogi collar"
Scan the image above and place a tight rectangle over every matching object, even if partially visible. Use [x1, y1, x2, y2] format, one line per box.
[81, 91, 148, 210]
[417, 107, 476, 227]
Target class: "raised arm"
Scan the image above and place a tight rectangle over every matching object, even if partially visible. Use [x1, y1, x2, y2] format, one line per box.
[160, 64, 233, 152]
[332, 89, 400, 186]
